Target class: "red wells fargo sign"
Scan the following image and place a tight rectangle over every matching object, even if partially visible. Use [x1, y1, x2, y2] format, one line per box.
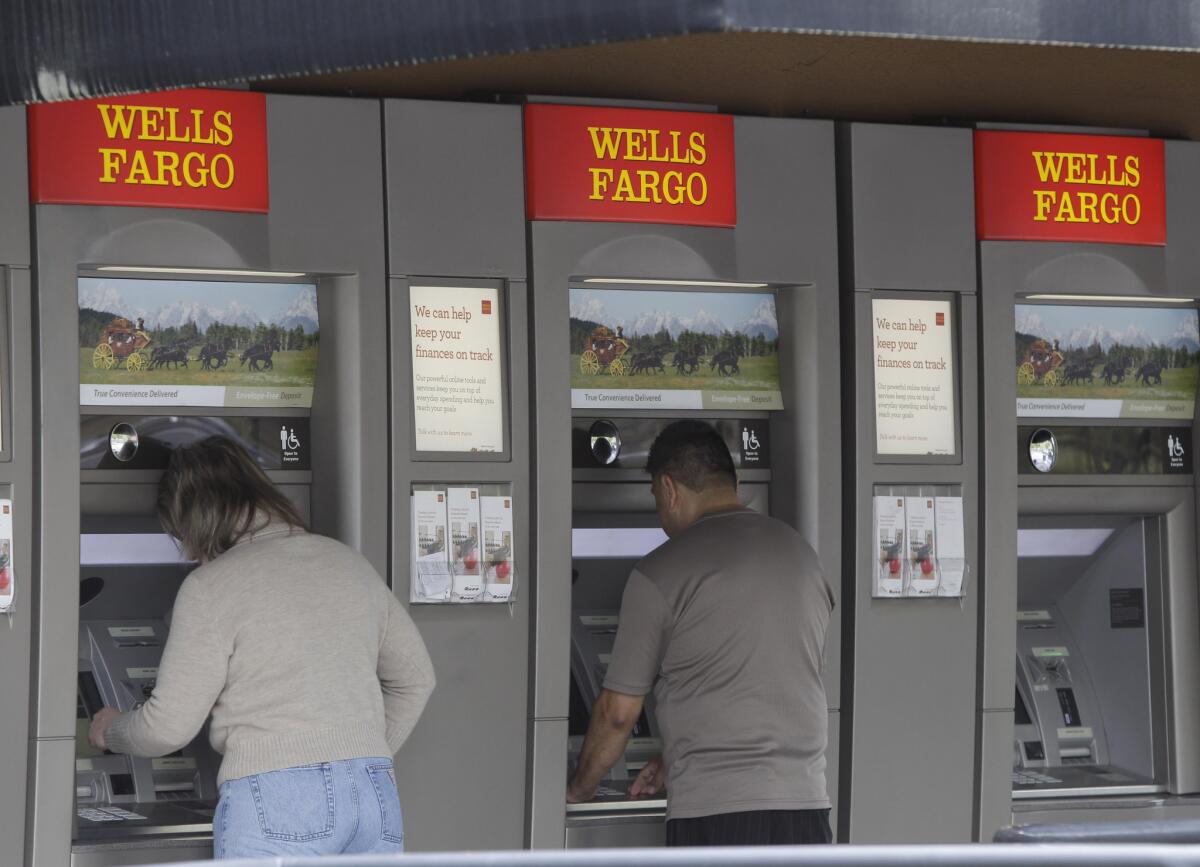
[523, 104, 736, 227]
[974, 131, 1165, 246]
[28, 89, 269, 213]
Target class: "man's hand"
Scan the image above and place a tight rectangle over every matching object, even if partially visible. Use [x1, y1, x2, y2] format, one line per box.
[88, 707, 121, 752]
[629, 755, 666, 798]
[565, 780, 596, 804]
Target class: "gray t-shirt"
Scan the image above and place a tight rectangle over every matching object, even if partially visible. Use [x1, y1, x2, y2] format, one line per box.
[603, 508, 834, 820]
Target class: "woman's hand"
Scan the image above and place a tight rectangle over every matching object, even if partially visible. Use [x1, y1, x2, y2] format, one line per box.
[88, 707, 121, 752]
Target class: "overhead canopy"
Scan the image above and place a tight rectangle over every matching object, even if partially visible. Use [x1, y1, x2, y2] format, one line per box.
[8, 1, 1200, 137]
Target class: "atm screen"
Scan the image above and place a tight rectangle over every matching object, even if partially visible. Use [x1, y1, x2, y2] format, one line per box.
[1015, 687, 1033, 726]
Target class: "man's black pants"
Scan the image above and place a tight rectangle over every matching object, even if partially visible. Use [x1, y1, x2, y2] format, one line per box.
[666, 809, 833, 846]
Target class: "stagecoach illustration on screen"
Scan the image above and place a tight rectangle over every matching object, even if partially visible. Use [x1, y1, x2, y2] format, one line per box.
[92, 317, 152, 372]
[1017, 338, 1065, 387]
[579, 325, 631, 377]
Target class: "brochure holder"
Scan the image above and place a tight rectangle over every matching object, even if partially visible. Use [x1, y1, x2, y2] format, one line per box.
[410, 482, 517, 604]
[872, 484, 968, 599]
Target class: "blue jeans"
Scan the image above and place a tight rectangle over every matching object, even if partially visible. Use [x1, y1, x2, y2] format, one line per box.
[213, 758, 405, 859]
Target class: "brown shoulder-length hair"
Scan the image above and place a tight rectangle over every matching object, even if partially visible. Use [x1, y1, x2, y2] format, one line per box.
[157, 436, 307, 562]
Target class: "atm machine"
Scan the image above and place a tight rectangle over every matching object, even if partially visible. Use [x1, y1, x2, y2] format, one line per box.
[23, 93, 389, 867]
[522, 104, 842, 848]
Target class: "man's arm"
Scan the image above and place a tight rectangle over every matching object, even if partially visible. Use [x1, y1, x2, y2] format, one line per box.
[566, 688, 645, 803]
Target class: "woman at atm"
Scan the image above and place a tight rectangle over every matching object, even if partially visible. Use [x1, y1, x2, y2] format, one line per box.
[87, 436, 436, 858]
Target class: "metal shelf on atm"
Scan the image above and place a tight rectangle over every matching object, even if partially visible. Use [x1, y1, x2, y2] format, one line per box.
[573, 468, 772, 484]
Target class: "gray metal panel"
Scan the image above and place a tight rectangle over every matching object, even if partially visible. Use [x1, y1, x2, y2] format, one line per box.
[388, 277, 531, 851]
[1, 267, 33, 866]
[847, 291, 980, 843]
[979, 709, 1016, 842]
[28, 739, 74, 867]
[266, 94, 389, 573]
[1163, 496, 1200, 794]
[749, 117, 843, 708]
[826, 710, 840, 838]
[1165, 140, 1200, 294]
[733, 117, 838, 282]
[849, 124, 976, 292]
[385, 100, 526, 280]
[529, 719, 569, 849]
[0, 106, 29, 267]
[71, 840, 212, 866]
[1011, 798, 1200, 826]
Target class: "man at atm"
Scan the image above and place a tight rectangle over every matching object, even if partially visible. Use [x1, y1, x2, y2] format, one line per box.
[566, 421, 835, 846]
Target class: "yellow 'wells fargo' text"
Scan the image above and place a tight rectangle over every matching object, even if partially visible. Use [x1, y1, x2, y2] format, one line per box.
[1031, 151, 1143, 226]
[587, 127, 709, 206]
[96, 104, 237, 189]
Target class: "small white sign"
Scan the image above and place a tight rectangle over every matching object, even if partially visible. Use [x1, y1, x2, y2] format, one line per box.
[152, 757, 197, 771]
[108, 626, 155, 638]
[1057, 726, 1094, 740]
[410, 285, 505, 454]
[125, 667, 158, 679]
[872, 298, 956, 456]
[572, 389, 704, 410]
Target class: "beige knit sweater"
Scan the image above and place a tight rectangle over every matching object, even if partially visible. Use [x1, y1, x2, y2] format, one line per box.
[105, 523, 436, 786]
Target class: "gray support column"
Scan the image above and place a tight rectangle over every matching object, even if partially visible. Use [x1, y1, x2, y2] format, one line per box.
[0, 101, 34, 867]
[383, 99, 531, 851]
[841, 123, 981, 843]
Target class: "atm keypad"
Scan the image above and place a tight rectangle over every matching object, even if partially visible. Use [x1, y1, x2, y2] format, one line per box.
[1012, 771, 1062, 786]
[77, 807, 147, 822]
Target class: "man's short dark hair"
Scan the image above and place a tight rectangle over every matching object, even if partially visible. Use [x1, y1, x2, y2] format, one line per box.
[646, 421, 737, 492]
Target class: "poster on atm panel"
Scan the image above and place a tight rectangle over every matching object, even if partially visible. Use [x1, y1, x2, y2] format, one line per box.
[78, 277, 319, 408]
[1015, 304, 1200, 419]
[569, 288, 783, 410]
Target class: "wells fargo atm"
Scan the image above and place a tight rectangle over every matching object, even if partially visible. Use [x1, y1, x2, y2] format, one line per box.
[520, 102, 844, 847]
[21, 90, 389, 866]
[976, 127, 1200, 835]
